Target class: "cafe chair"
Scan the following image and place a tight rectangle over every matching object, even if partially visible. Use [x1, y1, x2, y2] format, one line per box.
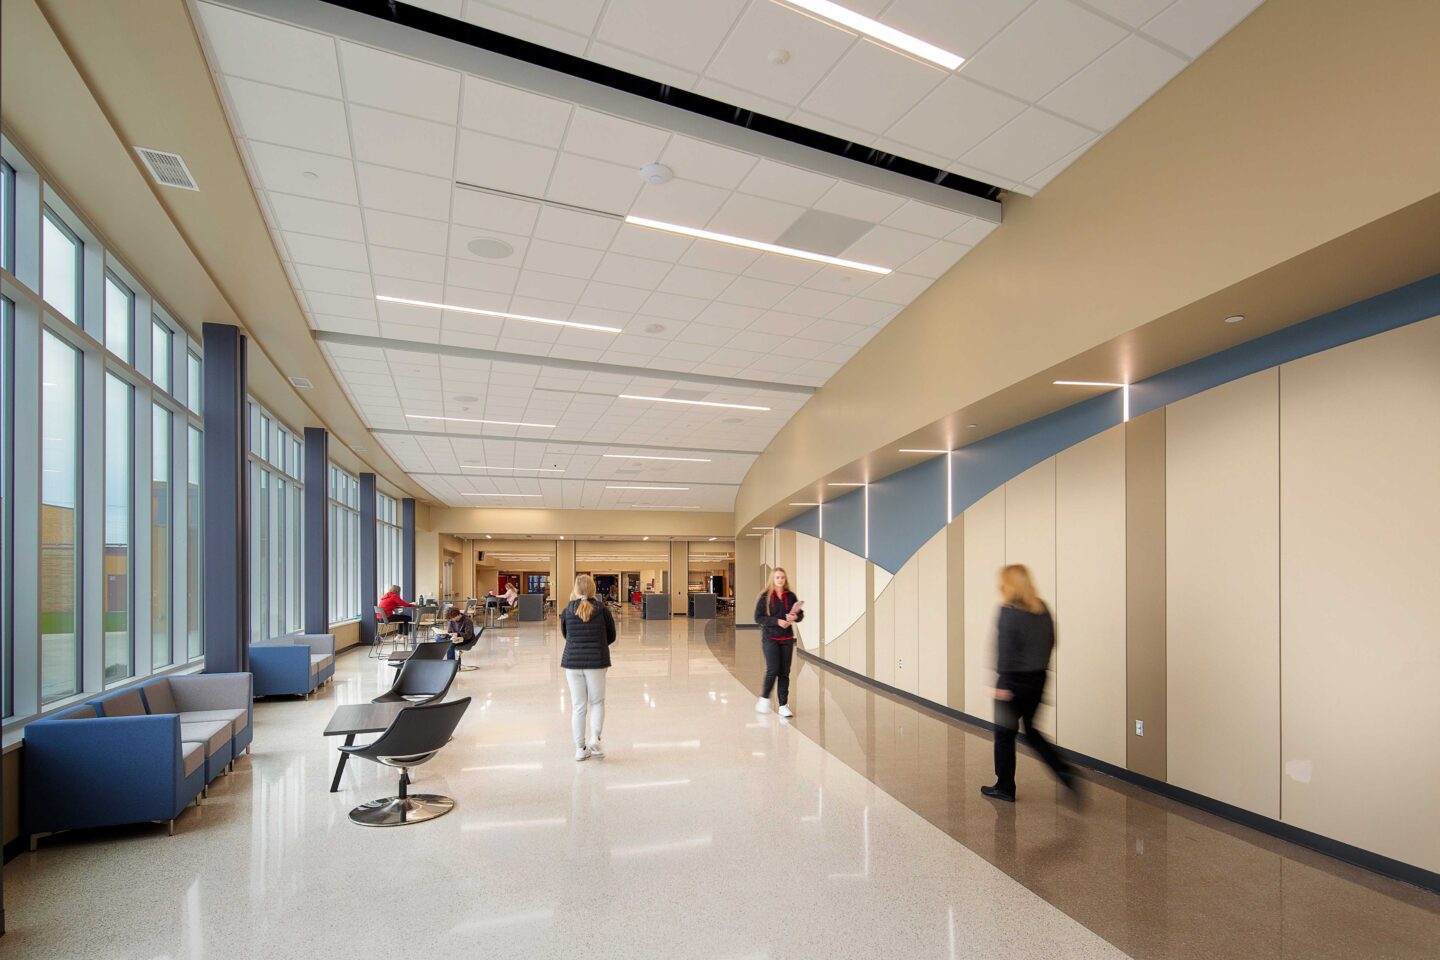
[341, 697, 471, 827]
[386, 637, 451, 669]
[451, 627, 484, 672]
[373, 658, 458, 706]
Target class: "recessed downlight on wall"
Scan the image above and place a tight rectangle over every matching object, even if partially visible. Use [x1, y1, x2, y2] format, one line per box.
[1225, 315, 1245, 324]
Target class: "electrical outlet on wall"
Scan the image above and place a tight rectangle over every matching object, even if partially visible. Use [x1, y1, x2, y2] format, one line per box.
[1135, 719, 1145, 737]
[897, 658, 904, 669]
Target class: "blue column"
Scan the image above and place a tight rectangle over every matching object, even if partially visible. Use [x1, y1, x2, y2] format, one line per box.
[359, 472, 378, 645]
[201, 323, 249, 673]
[303, 428, 330, 635]
[402, 497, 416, 600]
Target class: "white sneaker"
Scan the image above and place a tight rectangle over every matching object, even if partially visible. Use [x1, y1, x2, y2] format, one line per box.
[755, 697, 770, 713]
[778, 705, 794, 718]
[587, 739, 605, 758]
[497, 613, 509, 621]
[575, 747, 591, 761]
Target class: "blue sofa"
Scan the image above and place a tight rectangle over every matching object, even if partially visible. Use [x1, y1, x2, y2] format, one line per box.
[249, 632, 336, 697]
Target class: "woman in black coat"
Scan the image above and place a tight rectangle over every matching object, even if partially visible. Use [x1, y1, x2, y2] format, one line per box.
[753, 567, 804, 718]
[560, 574, 617, 761]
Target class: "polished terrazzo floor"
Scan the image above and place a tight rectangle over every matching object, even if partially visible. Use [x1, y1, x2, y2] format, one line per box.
[3, 613, 1435, 958]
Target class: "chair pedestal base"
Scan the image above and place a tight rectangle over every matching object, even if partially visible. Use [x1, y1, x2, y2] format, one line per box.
[349, 794, 455, 827]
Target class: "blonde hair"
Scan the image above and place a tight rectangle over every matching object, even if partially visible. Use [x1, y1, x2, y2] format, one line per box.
[571, 574, 597, 622]
[758, 567, 790, 615]
[1000, 564, 1045, 614]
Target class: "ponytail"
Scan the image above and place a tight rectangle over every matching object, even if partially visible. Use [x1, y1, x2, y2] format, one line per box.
[572, 574, 597, 622]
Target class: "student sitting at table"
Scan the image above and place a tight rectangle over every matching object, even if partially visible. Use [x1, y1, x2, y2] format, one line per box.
[378, 585, 415, 635]
[435, 605, 476, 660]
[497, 582, 519, 621]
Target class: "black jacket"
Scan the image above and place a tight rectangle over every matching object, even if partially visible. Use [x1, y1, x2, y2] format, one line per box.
[754, 590, 804, 642]
[443, 615, 476, 642]
[995, 603, 1055, 676]
[559, 599, 617, 669]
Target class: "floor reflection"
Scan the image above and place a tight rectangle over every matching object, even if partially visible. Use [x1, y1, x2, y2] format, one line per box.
[709, 629, 1439, 960]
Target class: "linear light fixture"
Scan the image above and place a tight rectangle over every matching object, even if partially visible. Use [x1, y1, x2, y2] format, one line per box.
[864, 483, 870, 558]
[898, 448, 948, 454]
[618, 394, 770, 412]
[409, 414, 555, 429]
[624, 216, 891, 275]
[602, 453, 713, 463]
[778, 0, 965, 71]
[462, 465, 564, 473]
[790, 502, 821, 506]
[642, 536, 649, 540]
[606, 485, 690, 491]
[377, 295, 622, 334]
[708, 537, 717, 541]
[752, 526, 774, 530]
[827, 482, 866, 487]
[1053, 380, 1131, 422]
[631, 504, 701, 509]
[463, 493, 542, 498]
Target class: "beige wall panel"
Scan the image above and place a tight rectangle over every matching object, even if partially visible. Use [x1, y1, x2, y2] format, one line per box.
[872, 566, 894, 599]
[1125, 409, 1168, 780]
[946, 514, 966, 710]
[824, 543, 867, 644]
[415, 527, 440, 598]
[555, 539, 576, 607]
[1006, 459, 1057, 736]
[833, 613, 868, 675]
[1056, 425, 1128, 766]
[1167, 368, 1280, 818]
[892, 554, 920, 695]
[916, 528, 950, 707]
[963, 488, 1006, 722]
[669, 541, 687, 614]
[864, 562, 875, 676]
[1279, 317, 1440, 871]
[873, 581, 897, 687]
[734, 535, 762, 626]
[793, 533, 821, 650]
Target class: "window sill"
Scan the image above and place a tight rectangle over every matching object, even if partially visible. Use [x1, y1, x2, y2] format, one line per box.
[2, 658, 205, 751]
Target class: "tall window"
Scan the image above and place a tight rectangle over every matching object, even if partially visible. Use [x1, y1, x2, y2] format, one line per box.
[328, 464, 361, 622]
[41, 208, 82, 324]
[151, 318, 172, 393]
[151, 403, 172, 668]
[104, 374, 134, 684]
[188, 425, 203, 659]
[377, 493, 402, 598]
[41, 331, 81, 703]
[2, 297, 13, 717]
[186, 352, 201, 415]
[104, 273, 133, 362]
[2, 159, 15, 273]
[248, 402, 303, 641]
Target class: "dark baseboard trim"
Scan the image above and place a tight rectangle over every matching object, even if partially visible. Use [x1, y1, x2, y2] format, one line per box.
[735, 624, 759, 630]
[796, 647, 1439, 894]
[3, 835, 25, 865]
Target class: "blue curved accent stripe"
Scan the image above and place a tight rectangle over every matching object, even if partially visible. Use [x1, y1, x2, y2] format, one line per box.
[781, 273, 1440, 574]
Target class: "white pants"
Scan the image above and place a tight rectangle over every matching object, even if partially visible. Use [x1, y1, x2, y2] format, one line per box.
[565, 668, 607, 748]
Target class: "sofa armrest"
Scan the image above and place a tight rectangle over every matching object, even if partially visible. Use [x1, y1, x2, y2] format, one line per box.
[288, 632, 336, 657]
[249, 644, 314, 695]
[169, 672, 253, 712]
[23, 715, 186, 833]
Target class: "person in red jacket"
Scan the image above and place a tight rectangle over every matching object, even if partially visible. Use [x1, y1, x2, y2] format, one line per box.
[753, 567, 804, 718]
[378, 584, 415, 636]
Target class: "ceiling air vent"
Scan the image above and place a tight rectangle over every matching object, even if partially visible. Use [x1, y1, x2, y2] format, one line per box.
[288, 376, 314, 389]
[134, 147, 199, 191]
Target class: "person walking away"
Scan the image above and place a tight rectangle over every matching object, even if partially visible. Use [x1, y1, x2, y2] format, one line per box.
[378, 585, 415, 637]
[981, 564, 1076, 802]
[435, 605, 476, 660]
[560, 574, 617, 761]
[754, 568, 804, 718]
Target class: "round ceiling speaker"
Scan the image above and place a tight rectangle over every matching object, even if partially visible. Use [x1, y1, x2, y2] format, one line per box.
[466, 237, 514, 259]
[639, 162, 673, 185]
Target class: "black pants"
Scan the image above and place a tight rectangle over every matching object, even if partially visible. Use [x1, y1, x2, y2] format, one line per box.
[761, 638, 794, 705]
[993, 671, 1071, 793]
[387, 612, 412, 635]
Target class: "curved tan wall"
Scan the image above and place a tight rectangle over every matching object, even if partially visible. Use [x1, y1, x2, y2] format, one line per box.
[736, 0, 1440, 527]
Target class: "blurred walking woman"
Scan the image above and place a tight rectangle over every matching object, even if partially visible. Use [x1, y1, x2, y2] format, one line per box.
[754, 568, 804, 718]
[560, 574, 617, 761]
[982, 564, 1075, 802]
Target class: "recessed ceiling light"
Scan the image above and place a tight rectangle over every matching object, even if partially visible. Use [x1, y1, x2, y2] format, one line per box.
[301, 170, 320, 181]
[1225, 315, 1245, 324]
[376, 295, 621, 334]
[827, 482, 865, 487]
[463, 493, 542, 498]
[643, 323, 667, 334]
[619, 394, 770, 412]
[602, 453, 713, 463]
[708, 537, 717, 541]
[777, 0, 965, 71]
[639, 162, 673, 185]
[408, 414, 555, 429]
[454, 394, 479, 403]
[745, 533, 764, 537]
[462, 465, 565, 473]
[606, 485, 690, 491]
[466, 237, 514, 259]
[485, 534, 492, 539]
[898, 448, 948, 454]
[966, 423, 978, 429]
[768, 48, 791, 65]
[642, 536, 649, 541]
[624, 216, 891, 275]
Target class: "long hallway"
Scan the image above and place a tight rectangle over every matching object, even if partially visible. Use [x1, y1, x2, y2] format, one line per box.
[6, 614, 1436, 959]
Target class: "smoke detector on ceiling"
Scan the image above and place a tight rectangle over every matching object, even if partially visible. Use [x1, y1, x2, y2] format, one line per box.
[134, 147, 199, 191]
[288, 376, 314, 389]
[639, 163, 673, 185]
[467, 237, 515, 259]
